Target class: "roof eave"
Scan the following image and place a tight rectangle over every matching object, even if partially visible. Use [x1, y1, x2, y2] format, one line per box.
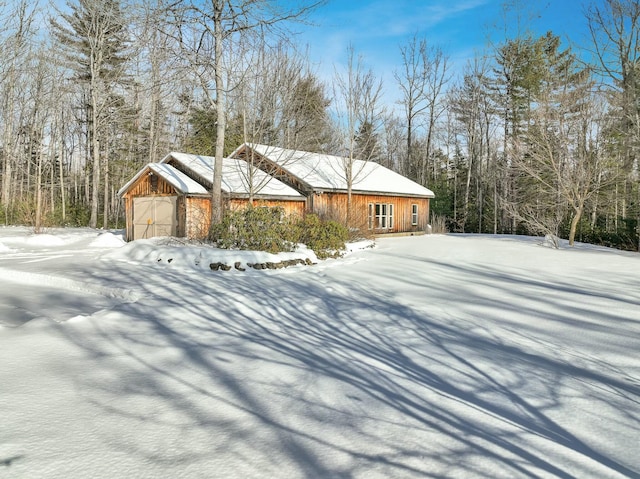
[228, 193, 306, 201]
[313, 187, 434, 199]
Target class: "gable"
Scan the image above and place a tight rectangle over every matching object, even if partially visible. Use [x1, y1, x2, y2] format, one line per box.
[160, 152, 305, 199]
[232, 143, 435, 198]
[231, 145, 314, 195]
[118, 163, 208, 197]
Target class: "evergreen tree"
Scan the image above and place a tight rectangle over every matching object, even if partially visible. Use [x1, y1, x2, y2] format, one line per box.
[51, 0, 130, 228]
[513, 34, 611, 246]
[354, 120, 381, 163]
[283, 75, 332, 152]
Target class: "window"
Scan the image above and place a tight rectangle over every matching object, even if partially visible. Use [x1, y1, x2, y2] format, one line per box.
[369, 203, 395, 230]
[377, 203, 387, 228]
[150, 172, 158, 193]
[411, 204, 418, 226]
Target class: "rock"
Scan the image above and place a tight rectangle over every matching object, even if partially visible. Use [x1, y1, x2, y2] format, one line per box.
[234, 262, 245, 271]
[220, 263, 231, 271]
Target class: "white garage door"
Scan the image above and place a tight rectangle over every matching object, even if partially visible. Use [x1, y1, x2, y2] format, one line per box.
[133, 196, 177, 240]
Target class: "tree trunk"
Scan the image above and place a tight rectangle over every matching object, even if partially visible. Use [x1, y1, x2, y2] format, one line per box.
[103, 143, 109, 229]
[211, 0, 225, 228]
[637, 180, 640, 252]
[568, 204, 584, 246]
[89, 83, 100, 228]
[59, 145, 66, 222]
[35, 150, 43, 232]
[463, 152, 473, 232]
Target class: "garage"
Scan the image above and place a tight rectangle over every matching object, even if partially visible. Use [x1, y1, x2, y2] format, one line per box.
[132, 196, 178, 240]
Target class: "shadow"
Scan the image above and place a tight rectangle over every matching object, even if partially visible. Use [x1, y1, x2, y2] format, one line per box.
[0, 455, 25, 467]
[6, 240, 640, 478]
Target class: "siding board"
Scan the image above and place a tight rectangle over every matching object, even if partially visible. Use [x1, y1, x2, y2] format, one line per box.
[312, 192, 430, 234]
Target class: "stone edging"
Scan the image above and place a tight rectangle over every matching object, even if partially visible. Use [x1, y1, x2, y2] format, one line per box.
[209, 258, 316, 272]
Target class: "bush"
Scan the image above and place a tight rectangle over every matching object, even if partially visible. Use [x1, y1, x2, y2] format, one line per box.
[430, 215, 449, 234]
[208, 207, 349, 258]
[293, 213, 349, 259]
[572, 217, 638, 251]
[209, 206, 295, 254]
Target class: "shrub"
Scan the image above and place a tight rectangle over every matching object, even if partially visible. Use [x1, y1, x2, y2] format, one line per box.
[430, 215, 449, 234]
[208, 207, 349, 258]
[209, 206, 295, 254]
[293, 213, 349, 259]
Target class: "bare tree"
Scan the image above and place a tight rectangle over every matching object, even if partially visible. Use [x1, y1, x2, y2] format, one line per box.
[449, 58, 492, 232]
[395, 35, 451, 187]
[0, 0, 38, 223]
[332, 45, 385, 226]
[134, 0, 184, 164]
[168, 0, 323, 227]
[587, 0, 640, 250]
[395, 35, 430, 181]
[229, 40, 331, 200]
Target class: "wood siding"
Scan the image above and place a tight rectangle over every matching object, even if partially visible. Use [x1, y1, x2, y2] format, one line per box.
[185, 197, 211, 239]
[228, 198, 305, 218]
[311, 192, 430, 234]
[122, 169, 307, 241]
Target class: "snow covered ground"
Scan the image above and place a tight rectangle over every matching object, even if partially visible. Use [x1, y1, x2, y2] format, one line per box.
[0, 227, 638, 479]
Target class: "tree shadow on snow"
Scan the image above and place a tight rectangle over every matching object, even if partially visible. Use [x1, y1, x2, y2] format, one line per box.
[53, 257, 640, 479]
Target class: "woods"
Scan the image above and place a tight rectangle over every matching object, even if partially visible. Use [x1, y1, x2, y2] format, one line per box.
[1, 0, 639, 250]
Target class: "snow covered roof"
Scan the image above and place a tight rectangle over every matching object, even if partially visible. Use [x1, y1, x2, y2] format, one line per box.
[233, 143, 435, 198]
[161, 152, 305, 199]
[118, 162, 208, 197]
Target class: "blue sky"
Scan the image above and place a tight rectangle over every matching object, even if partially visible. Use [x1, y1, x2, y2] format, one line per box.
[289, 0, 592, 97]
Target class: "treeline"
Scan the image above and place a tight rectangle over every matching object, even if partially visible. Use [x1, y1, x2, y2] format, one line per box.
[0, 0, 638, 250]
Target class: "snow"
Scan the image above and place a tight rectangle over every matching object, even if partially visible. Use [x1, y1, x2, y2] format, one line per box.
[160, 152, 305, 198]
[117, 163, 209, 197]
[87, 231, 127, 249]
[244, 143, 436, 197]
[1, 227, 639, 478]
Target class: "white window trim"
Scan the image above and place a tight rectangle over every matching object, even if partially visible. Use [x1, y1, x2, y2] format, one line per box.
[371, 202, 395, 230]
[411, 204, 418, 226]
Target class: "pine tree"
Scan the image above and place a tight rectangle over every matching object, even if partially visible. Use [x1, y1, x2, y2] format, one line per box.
[513, 34, 611, 246]
[51, 0, 130, 228]
[283, 75, 332, 152]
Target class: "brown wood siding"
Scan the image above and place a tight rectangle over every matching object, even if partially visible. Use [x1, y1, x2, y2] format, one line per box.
[185, 197, 212, 239]
[311, 192, 430, 234]
[228, 198, 306, 218]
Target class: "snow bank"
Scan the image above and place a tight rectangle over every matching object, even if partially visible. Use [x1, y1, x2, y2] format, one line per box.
[104, 237, 320, 271]
[88, 232, 126, 248]
[24, 233, 66, 247]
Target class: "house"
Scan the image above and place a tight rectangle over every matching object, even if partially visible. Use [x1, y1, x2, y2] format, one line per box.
[231, 143, 435, 234]
[119, 146, 436, 241]
[118, 152, 305, 241]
